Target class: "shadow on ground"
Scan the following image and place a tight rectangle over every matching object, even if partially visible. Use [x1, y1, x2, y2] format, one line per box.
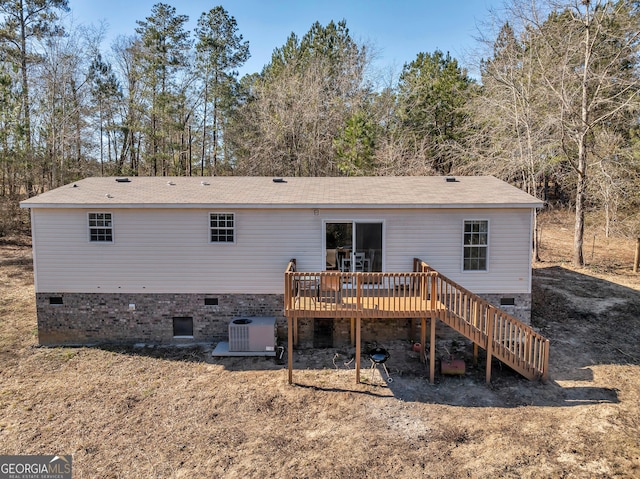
[532, 265, 640, 373]
[89, 264, 637, 408]
[95, 338, 620, 408]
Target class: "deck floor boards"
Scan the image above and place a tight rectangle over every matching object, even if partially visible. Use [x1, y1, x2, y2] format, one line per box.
[289, 293, 435, 318]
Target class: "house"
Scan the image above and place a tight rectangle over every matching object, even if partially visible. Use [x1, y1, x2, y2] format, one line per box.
[20, 176, 547, 381]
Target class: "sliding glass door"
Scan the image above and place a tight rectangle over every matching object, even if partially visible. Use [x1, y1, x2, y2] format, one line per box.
[325, 221, 382, 272]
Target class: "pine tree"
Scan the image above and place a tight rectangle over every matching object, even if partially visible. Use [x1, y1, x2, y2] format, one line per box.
[396, 50, 474, 174]
[195, 6, 249, 175]
[135, 3, 191, 176]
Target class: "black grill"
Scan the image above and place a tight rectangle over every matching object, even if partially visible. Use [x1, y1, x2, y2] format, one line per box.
[368, 347, 393, 383]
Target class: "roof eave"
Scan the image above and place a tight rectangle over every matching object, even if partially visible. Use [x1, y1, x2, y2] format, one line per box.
[20, 202, 544, 209]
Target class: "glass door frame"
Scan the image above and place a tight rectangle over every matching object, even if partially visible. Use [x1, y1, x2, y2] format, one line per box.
[322, 219, 385, 272]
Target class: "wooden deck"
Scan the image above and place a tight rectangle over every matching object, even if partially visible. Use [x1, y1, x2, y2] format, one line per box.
[284, 259, 550, 385]
[287, 272, 435, 318]
[291, 294, 433, 317]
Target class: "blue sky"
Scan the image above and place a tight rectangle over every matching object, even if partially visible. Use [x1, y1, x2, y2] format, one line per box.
[69, 0, 503, 78]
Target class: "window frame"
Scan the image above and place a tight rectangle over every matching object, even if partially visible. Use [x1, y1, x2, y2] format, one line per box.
[209, 212, 236, 244]
[462, 219, 489, 272]
[88, 212, 114, 243]
[322, 219, 385, 272]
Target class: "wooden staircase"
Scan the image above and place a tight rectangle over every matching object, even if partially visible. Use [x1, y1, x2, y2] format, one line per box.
[414, 259, 549, 382]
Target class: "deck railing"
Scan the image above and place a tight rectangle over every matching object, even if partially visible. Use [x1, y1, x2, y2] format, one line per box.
[414, 259, 549, 381]
[285, 262, 432, 318]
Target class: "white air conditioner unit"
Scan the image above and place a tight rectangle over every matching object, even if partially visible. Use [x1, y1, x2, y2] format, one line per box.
[228, 317, 276, 352]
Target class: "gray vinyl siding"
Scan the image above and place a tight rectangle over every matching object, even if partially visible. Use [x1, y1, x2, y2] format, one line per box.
[31, 207, 533, 295]
[374, 208, 532, 294]
[32, 208, 316, 294]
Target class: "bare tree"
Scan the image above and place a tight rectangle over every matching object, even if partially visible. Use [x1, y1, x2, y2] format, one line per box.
[33, 25, 95, 189]
[0, 0, 69, 194]
[589, 128, 640, 237]
[112, 35, 145, 175]
[462, 20, 556, 261]
[519, 0, 640, 266]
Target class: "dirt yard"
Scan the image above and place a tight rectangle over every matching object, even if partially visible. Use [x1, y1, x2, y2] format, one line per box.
[1, 210, 639, 478]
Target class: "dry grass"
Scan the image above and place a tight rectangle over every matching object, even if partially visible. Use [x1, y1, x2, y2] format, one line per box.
[1, 210, 640, 478]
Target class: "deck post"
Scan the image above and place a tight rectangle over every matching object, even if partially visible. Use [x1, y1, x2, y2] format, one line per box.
[473, 301, 479, 366]
[355, 274, 362, 383]
[542, 339, 550, 382]
[293, 316, 299, 346]
[287, 315, 294, 384]
[485, 306, 494, 383]
[430, 272, 437, 310]
[350, 317, 355, 346]
[429, 313, 436, 384]
[420, 317, 427, 364]
[355, 316, 361, 383]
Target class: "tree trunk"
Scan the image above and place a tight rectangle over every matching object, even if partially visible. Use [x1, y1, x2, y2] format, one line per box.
[99, 101, 104, 176]
[533, 210, 540, 263]
[188, 125, 192, 176]
[212, 73, 218, 176]
[573, 6, 591, 268]
[19, 0, 34, 194]
[574, 141, 587, 267]
[201, 80, 208, 175]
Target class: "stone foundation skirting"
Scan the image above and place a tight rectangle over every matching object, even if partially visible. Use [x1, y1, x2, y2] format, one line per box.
[36, 292, 285, 346]
[35, 291, 531, 347]
[479, 293, 532, 324]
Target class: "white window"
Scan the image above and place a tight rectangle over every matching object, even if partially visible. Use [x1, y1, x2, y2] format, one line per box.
[210, 213, 235, 243]
[88, 212, 113, 242]
[463, 220, 488, 271]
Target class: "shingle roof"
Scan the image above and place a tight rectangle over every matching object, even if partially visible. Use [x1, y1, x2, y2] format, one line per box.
[20, 176, 543, 209]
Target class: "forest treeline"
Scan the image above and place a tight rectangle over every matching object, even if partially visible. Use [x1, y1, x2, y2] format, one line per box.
[0, 0, 638, 266]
